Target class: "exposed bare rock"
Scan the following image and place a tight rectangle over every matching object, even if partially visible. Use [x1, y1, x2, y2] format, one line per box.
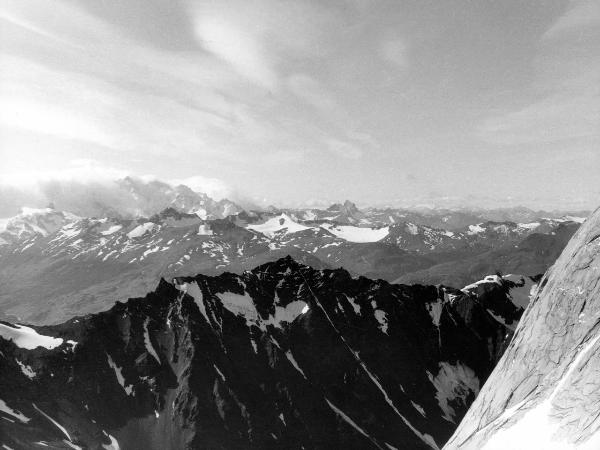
[445, 207, 600, 449]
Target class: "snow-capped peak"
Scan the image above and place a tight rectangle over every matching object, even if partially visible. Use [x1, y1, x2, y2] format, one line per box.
[246, 213, 313, 237]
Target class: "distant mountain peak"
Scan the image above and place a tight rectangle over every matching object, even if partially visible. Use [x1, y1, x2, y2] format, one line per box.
[327, 200, 358, 212]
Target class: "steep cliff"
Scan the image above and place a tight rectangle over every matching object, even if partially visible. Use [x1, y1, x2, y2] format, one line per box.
[445, 207, 600, 449]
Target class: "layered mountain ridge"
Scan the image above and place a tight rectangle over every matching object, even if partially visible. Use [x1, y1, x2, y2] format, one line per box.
[0, 205, 579, 325]
[0, 257, 525, 450]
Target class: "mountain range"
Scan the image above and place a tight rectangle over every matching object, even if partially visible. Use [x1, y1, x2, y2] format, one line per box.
[0, 182, 598, 449]
[0, 256, 526, 449]
[0, 203, 582, 325]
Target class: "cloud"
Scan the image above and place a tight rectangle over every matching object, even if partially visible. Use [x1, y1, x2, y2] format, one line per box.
[171, 175, 233, 200]
[287, 74, 335, 111]
[0, 161, 236, 217]
[0, 9, 70, 43]
[193, 16, 278, 90]
[0, 96, 115, 149]
[188, 0, 338, 90]
[0, 2, 248, 164]
[476, 4, 600, 146]
[542, 0, 600, 40]
[324, 138, 364, 160]
[379, 37, 409, 69]
[0, 162, 132, 218]
[476, 92, 600, 145]
[0, 0, 369, 186]
[0, 160, 127, 189]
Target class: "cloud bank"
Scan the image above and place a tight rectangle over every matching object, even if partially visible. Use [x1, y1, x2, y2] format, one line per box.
[0, 161, 238, 218]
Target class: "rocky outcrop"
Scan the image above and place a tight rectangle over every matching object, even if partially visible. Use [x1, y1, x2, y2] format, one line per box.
[445, 207, 600, 449]
[0, 257, 519, 449]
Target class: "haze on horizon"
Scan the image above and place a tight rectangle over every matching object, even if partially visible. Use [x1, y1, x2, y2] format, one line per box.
[0, 0, 599, 211]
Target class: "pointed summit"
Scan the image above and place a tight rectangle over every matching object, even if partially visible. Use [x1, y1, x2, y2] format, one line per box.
[325, 200, 365, 224]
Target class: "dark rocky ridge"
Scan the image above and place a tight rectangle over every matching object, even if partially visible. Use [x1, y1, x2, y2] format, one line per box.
[0, 257, 523, 449]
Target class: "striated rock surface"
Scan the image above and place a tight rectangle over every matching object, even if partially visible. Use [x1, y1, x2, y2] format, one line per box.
[445, 207, 600, 449]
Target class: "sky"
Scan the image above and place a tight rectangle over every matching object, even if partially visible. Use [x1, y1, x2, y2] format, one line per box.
[0, 0, 599, 211]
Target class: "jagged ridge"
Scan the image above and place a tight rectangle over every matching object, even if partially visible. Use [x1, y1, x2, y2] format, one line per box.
[0, 257, 522, 449]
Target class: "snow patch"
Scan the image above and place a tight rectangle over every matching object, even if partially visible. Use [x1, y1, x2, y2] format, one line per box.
[101, 225, 122, 235]
[285, 350, 307, 379]
[32, 403, 72, 441]
[106, 354, 133, 396]
[346, 295, 361, 315]
[467, 224, 486, 234]
[0, 324, 64, 350]
[406, 223, 419, 235]
[213, 364, 226, 381]
[427, 300, 443, 328]
[127, 222, 154, 239]
[101, 433, 120, 450]
[325, 398, 377, 445]
[217, 292, 259, 323]
[16, 359, 36, 379]
[265, 300, 308, 327]
[142, 246, 160, 257]
[461, 275, 502, 293]
[517, 222, 540, 230]
[0, 399, 30, 423]
[373, 310, 389, 334]
[143, 319, 160, 363]
[411, 401, 427, 417]
[175, 282, 210, 324]
[428, 361, 479, 423]
[320, 224, 389, 243]
[480, 334, 600, 450]
[247, 214, 312, 237]
[564, 215, 586, 224]
[197, 224, 213, 236]
[303, 210, 316, 221]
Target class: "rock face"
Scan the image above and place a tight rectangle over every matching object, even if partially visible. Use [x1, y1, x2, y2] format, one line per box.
[0, 257, 521, 450]
[445, 207, 600, 449]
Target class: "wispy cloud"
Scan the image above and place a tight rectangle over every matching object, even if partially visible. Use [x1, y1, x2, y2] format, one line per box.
[0, 159, 128, 188]
[476, 1, 600, 146]
[170, 175, 233, 200]
[476, 78, 600, 145]
[188, 0, 339, 90]
[1, 0, 597, 209]
[287, 74, 335, 111]
[0, 0, 371, 180]
[0, 160, 237, 217]
[324, 138, 364, 160]
[379, 37, 409, 69]
[193, 16, 279, 90]
[542, 0, 600, 40]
